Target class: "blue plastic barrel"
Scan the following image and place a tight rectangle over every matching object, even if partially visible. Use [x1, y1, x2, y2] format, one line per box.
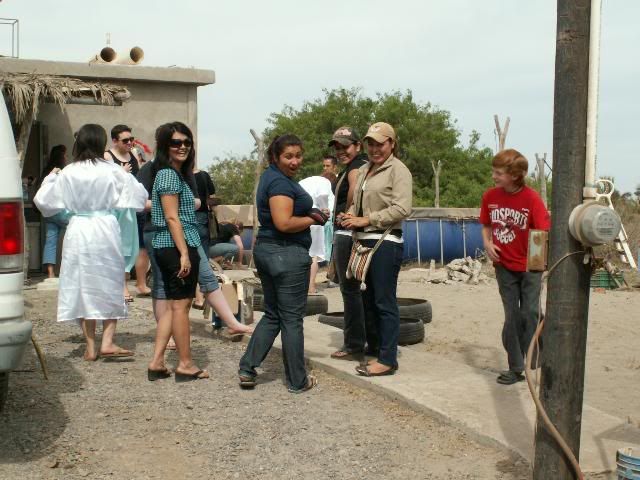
[402, 218, 484, 264]
[617, 448, 640, 479]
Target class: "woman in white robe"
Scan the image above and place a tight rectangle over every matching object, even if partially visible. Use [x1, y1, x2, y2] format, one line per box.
[34, 124, 148, 361]
[299, 174, 334, 293]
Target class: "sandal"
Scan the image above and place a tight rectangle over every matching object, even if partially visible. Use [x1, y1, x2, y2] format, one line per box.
[100, 349, 134, 358]
[355, 364, 397, 377]
[147, 368, 171, 381]
[124, 295, 135, 303]
[330, 350, 362, 361]
[239, 374, 257, 389]
[175, 369, 209, 382]
[192, 302, 205, 310]
[288, 375, 317, 394]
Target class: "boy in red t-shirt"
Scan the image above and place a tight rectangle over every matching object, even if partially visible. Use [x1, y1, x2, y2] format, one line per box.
[479, 149, 551, 385]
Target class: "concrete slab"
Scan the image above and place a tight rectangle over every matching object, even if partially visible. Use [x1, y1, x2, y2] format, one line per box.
[277, 317, 640, 475]
[132, 296, 640, 475]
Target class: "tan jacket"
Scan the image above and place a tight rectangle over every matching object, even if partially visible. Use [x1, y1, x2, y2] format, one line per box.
[348, 154, 412, 231]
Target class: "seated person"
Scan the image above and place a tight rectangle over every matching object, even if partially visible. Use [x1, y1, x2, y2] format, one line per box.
[209, 221, 244, 266]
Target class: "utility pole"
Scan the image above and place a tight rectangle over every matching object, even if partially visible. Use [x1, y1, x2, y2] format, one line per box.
[494, 114, 510, 151]
[533, 1, 593, 479]
[535, 153, 548, 207]
[431, 159, 442, 208]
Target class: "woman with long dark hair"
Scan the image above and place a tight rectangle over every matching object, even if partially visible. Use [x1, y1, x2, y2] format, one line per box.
[328, 127, 368, 361]
[146, 122, 208, 381]
[39, 145, 70, 278]
[34, 124, 147, 360]
[238, 134, 328, 393]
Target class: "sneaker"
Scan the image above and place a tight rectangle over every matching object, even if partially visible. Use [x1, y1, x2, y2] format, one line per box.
[496, 370, 525, 385]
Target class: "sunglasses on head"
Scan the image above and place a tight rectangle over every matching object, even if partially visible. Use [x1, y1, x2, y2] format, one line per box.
[120, 137, 135, 144]
[169, 138, 193, 148]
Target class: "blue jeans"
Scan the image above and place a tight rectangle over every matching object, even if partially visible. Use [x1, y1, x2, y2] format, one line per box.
[361, 240, 403, 368]
[209, 242, 239, 261]
[195, 211, 210, 254]
[146, 231, 219, 300]
[42, 212, 69, 265]
[333, 234, 366, 353]
[494, 265, 542, 373]
[238, 239, 311, 391]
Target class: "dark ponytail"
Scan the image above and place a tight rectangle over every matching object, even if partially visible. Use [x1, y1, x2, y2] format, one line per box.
[267, 134, 303, 164]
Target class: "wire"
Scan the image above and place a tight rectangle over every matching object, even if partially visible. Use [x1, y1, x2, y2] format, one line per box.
[525, 250, 587, 480]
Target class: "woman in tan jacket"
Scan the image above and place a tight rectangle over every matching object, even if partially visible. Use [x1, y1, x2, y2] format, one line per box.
[341, 122, 412, 376]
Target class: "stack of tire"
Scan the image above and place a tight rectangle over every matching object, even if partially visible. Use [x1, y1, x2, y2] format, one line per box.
[318, 298, 432, 345]
[252, 287, 329, 316]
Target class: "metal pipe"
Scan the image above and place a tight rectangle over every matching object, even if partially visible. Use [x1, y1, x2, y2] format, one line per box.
[416, 220, 421, 265]
[583, 0, 602, 201]
[439, 219, 444, 265]
[462, 220, 467, 258]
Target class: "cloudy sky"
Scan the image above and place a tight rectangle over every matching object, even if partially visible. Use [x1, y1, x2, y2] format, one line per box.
[2, 1, 639, 193]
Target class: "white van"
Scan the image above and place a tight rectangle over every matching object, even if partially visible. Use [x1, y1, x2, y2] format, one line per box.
[0, 90, 32, 411]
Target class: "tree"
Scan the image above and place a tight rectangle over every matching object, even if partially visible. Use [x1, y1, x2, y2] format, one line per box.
[264, 88, 494, 207]
[207, 155, 260, 205]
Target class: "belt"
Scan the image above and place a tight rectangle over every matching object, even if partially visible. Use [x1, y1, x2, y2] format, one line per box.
[364, 229, 403, 237]
[257, 237, 306, 247]
[74, 209, 115, 217]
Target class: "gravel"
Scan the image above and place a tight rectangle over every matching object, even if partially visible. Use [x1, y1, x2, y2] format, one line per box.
[0, 288, 530, 479]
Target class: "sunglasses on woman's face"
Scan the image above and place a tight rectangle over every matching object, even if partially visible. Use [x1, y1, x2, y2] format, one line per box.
[169, 138, 193, 148]
[120, 137, 135, 144]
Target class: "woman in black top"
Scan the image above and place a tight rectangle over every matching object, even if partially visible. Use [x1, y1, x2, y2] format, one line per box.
[328, 126, 369, 361]
[238, 134, 328, 393]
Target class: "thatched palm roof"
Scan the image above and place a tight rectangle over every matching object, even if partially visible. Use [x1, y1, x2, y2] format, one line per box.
[0, 72, 130, 124]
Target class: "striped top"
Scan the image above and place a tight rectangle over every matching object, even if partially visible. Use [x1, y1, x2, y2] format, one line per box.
[151, 168, 200, 248]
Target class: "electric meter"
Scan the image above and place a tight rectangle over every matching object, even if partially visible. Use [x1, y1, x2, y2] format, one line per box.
[568, 201, 621, 247]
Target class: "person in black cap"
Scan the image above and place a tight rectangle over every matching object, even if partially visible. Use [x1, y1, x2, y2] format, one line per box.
[328, 126, 369, 361]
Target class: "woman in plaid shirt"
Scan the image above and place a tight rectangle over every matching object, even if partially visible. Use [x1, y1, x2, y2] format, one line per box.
[146, 122, 208, 382]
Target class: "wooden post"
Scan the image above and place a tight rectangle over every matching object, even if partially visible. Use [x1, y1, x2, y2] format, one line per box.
[536, 153, 548, 207]
[494, 114, 510, 152]
[431, 159, 442, 208]
[533, 1, 592, 479]
[249, 129, 265, 253]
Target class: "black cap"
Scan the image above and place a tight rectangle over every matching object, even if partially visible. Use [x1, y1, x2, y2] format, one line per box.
[328, 126, 360, 147]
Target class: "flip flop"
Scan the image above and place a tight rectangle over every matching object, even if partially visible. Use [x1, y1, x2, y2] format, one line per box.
[239, 374, 257, 389]
[192, 302, 205, 310]
[124, 295, 135, 303]
[355, 365, 397, 377]
[100, 349, 134, 358]
[147, 368, 171, 381]
[137, 291, 152, 298]
[288, 375, 318, 394]
[175, 369, 209, 382]
[330, 350, 362, 361]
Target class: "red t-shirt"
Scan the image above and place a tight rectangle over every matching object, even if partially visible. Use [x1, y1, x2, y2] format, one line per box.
[479, 186, 550, 272]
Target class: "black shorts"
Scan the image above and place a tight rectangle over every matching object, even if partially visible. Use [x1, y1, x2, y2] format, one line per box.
[154, 246, 200, 300]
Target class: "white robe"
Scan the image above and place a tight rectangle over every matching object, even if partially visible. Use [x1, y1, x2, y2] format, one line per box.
[299, 176, 334, 261]
[34, 160, 148, 322]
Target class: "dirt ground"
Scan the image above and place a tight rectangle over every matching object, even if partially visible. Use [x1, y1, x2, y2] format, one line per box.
[0, 287, 531, 480]
[392, 269, 640, 422]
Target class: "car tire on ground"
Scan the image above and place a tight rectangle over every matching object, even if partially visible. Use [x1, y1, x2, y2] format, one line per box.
[0, 372, 8, 413]
[398, 298, 433, 324]
[317, 313, 426, 345]
[305, 294, 329, 316]
[252, 288, 328, 316]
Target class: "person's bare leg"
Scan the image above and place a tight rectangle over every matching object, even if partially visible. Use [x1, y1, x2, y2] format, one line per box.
[194, 283, 205, 308]
[148, 300, 173, 371]
[123, 273, 132, 300]
[46, 264, 55, 279]
[172, 298, 208, 378]
[308, 257, 318, 294]
[153, 298, 176, 349]
[206, 289, 253, 334]
[100, 319, 133, 355]
[134, 249, 151, 295]
[80, 319, 97, 360]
